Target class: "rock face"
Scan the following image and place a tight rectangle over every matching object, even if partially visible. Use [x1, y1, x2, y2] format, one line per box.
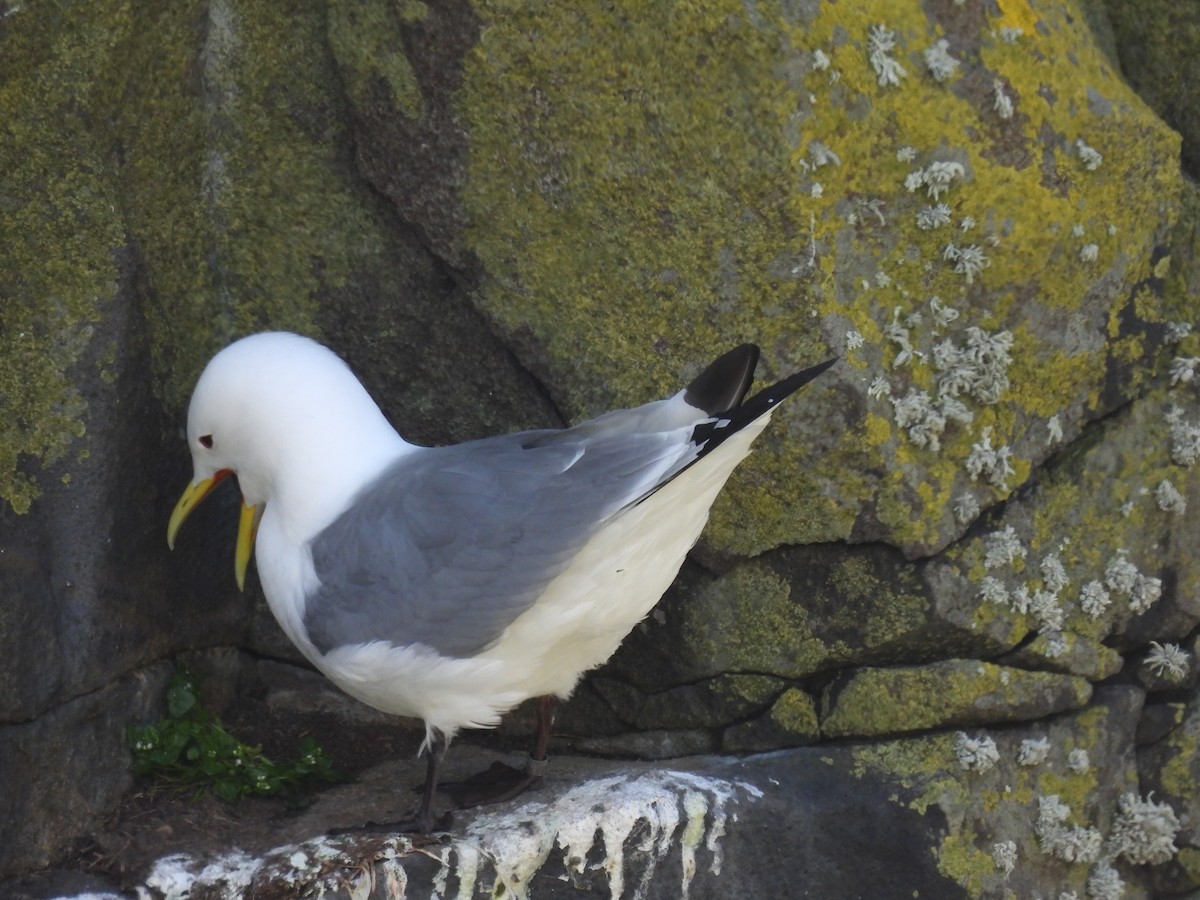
[2, 0, 1200, 896]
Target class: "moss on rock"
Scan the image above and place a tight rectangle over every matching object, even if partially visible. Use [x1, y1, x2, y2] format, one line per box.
[679, 560, 837, 679]
[822, 659, 1093, 738]
[0, 1, 132, 513]
[457, 0, 1182, 557]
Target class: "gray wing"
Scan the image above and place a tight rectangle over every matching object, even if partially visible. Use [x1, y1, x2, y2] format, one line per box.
[303, 417, 700, 659]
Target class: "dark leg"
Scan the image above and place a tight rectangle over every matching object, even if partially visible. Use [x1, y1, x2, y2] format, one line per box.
[328, 728, 452, 835]
[529, 694, 557, 768]
[441, 694, 557, 808]
[412, 728, 449, 833]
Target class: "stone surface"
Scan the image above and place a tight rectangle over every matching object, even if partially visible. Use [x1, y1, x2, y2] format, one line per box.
[820, 659, 1094, 738]
[0, 666, 173, 877]
[1103, 0, 1200, 173]
[2, 0, 1200, 893]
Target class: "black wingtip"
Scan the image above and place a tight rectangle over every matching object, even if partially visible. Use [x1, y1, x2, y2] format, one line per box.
[764, 355, 838, 404]
[686, 353, 837, 463]
[731, 354, 837, 422]
[684, 344, 761, 415]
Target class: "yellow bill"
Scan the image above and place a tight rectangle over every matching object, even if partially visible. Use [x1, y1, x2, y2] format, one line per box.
[234, 499, 264, 591]
[168, 470, 262, 591]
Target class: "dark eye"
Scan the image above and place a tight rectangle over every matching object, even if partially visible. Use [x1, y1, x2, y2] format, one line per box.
[199, 434, 214, 449]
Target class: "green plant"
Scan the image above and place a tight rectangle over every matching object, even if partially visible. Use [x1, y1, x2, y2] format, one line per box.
[128, 668, 339, 803]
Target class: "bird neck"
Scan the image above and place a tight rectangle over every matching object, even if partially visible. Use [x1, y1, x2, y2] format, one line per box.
[254, 410, 413, 545]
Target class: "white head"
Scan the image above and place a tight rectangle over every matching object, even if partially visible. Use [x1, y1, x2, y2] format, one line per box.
[169, 332, 410, 584]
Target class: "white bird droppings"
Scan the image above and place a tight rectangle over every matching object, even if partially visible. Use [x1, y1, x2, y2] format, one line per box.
[458, 770, 761, 900]
[135, 771, 759, 900]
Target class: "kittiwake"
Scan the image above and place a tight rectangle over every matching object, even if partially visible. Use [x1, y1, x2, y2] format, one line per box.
[168, 332, 835, 831]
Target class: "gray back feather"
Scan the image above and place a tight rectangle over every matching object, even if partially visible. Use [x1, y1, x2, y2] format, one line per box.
[304, 417, 697, 659]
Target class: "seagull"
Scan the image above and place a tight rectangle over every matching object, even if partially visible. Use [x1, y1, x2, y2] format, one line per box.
[168, 332, 835, 832]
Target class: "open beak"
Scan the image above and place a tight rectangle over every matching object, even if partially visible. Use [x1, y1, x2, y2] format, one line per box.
[168, 471, 263, 591]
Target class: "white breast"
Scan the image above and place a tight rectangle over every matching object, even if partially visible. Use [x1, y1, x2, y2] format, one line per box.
[264, 412, 774, 747]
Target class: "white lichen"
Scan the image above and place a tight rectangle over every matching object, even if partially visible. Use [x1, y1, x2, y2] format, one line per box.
[1036, 794, 1071, 833]
[978, 575, 1009, 606]
[1086, 861, 1124, 900]
[895, 145, 917, 162]
[807, 140, 841, 168]
[908, 160, 966, 199]
[1047, 414, 1063, 444]
[845, 330, 865, 351]
[935, 328, 1014, 405]
[953, 492, 980, 524]
[1168, 409, 1200, 466]
[1040, 554, 1069, 593]
[892, 388, 947, 450]
[1052, 826, 1103, 864]
[991, 840, 1017, 876]
[959, 215, 976, 231]
[967, 427, 1017, 490]
[1075, 139, 1103, 171]
[1104, 553, 1139, 597]
[1107, 792, 1180, 865]
[1017, 737, 1051, 766]
[867, 376, 891, 400]
[1079, 580, 1111, 618]
[939, 395, 974, 425]
[1130, 574, 1162, 614]
[916, 203, 953, 230]
[998, 26, 1024, 43]
[850, 197, 888, 227]
[943, 242, 990, 283]
[1165, 321, 1193, 343]
[955, 732, 999, 771]
[983, 525, 1026, 569]
[884, 307, 920, 367]
[1155, 479, 1186, 514]
[867, 24, 907, 87]
[923, 38, 960, 82]
[1169, 356, 1199, 385]
[811, 48, 831, 71]
[1035, 795, 1102, 865]
[1144, 641, 1189, 681]
[929, 296, 958, 328]
[1045, 631, 1069, 659]
[1009, 585, 1031, 615]
[1067, 748, 1090, 774]
[1079, 243, 1099, 263]
[810, 182, 823, 198]
[1030, 590, 1065, 631]
[992, 79, 1013, 119]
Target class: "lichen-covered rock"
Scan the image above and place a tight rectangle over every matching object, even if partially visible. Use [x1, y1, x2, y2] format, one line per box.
[1103, 0, 1200, 173]
[670, 547, 1025, 684]
[848, 686, 1150, 897]
[2, 0, 1199, 891]
[820, 659, 1093, 738]
[1137, 690, 1200, 891]
[998, 631, 1124, 680]
[454, 0, 1183, 558]
[933, 376, 1200, 663]
[721, 687, 821, 752]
